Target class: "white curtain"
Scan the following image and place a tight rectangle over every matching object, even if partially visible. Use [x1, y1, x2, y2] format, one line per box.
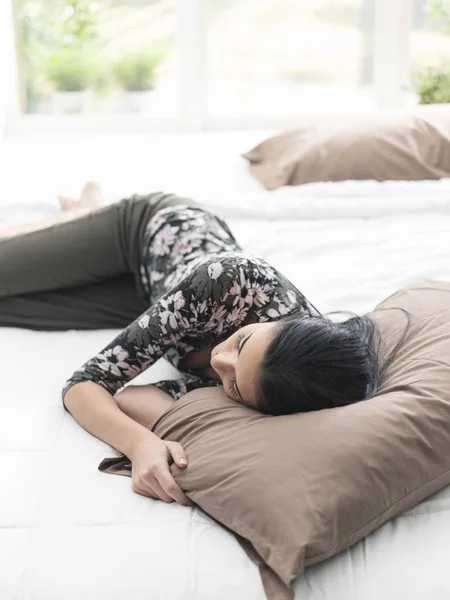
[0, 0, 18, 137]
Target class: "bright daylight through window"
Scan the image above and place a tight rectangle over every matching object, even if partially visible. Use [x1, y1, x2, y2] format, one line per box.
[12, 0, 178, 117]
[206, 0, 376, 116]
[8, 0, 450, 127]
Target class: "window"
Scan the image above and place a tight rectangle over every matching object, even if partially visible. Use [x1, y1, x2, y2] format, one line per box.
[6, 0, 444, 132]
[12, 0, 178, 117]
[410, 0, 450, 71]
[205, 0, 377, 117]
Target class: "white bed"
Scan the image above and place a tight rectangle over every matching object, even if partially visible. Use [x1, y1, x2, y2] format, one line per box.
[2, 132, 450, 600]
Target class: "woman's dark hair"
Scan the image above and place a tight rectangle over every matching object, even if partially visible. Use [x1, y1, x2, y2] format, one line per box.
[256, 306, 411, 416]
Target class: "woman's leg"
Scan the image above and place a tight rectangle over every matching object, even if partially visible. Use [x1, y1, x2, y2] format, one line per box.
[0, 206, 93, 240]
[0, 187, 203, 330]
[0, 182, 103, 240]
[0, 187, 203, 300]
[0, 273, 149, 331]
[0, 182, 148, 330]
[0, 191, 137, 300]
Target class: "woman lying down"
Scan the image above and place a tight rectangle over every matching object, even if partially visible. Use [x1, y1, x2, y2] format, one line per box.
[0, 183, 403, 507]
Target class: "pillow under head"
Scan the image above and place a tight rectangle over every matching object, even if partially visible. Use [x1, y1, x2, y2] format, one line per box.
[99, 278, 450, 600]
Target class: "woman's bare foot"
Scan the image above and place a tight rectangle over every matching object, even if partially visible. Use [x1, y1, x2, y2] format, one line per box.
[58, 181, 103, 212]
[1, 181, 104, 240]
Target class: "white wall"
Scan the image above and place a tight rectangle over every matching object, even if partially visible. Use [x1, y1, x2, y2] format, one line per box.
[0, 0, 18, 137]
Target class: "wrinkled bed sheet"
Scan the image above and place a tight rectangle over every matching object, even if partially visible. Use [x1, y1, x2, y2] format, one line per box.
[1, 133, 450, 600]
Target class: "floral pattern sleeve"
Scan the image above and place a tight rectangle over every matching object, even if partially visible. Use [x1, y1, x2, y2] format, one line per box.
[151, 374, 222, 401]
[62, 252, 317, 411]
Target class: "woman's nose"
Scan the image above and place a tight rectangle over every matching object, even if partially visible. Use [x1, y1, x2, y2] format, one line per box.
[210, 350, 233, 373]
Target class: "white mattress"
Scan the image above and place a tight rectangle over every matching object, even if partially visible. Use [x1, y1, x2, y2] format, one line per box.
[2, 133, 450, 600]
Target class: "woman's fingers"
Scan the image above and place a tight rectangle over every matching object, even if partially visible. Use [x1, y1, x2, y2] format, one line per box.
[132, 480, 158, 500]
[156, 466, 193, 507]
[165, 441, 189, 468]
[133, 468, 179, 504]
[132, 471, 173, 502]
[133, 471, 188, 505]
[129, 434, 192, 506]
[147, 478, 175, 503]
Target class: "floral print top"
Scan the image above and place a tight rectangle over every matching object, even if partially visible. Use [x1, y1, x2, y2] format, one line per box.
[62, 204, 321, 409]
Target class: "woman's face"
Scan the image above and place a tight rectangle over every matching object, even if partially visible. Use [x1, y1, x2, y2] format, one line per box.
[210, 322, 276, 408]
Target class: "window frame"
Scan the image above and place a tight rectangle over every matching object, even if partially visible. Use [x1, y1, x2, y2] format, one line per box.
[4, 0, 413, 135]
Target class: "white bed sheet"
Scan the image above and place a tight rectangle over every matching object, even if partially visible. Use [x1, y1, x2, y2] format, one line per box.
[2, 133, 450, 600]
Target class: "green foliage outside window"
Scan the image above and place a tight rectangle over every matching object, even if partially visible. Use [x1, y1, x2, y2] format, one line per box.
[58, 0, 99, 45]
[14, 0, 100, 108]
[428, 0, 450, 34]
[14, 0, 168, 111]
[413, 1, 450, 103]
[46, 45, 100, 91]
[113, 48, 167, 92]
[412, 64, 450, 103]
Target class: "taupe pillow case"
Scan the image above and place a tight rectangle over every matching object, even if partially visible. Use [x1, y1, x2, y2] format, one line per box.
[242, 104, 450, 190]
[99, 278, 450, 600]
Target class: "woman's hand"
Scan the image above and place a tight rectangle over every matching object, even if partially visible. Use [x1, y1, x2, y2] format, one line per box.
[128, 430, 193, 506]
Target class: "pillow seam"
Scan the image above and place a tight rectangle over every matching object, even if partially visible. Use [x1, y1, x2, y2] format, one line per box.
[208, 464, 450, 573]
[312, 463, 450, 562]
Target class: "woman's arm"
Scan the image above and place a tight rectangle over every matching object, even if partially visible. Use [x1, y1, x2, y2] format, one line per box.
[61, 257, 231, 505]
[61, 256, 223, 406]
[64, 381, 157, 458]
[115, 384, 175, 429]
[64, 381, 192, 506]
[113, 372, 225, 428]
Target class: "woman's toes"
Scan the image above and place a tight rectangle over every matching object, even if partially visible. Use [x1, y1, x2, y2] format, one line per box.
[79, 181, 102, 208]
[58, 195, 80, 212]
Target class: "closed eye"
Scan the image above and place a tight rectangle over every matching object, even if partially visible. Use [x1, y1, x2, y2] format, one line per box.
[234, 332, 245, 351]
[228, 333, 245, 397]
[228, 374, 237, 397]
[230, 332, 254, 401]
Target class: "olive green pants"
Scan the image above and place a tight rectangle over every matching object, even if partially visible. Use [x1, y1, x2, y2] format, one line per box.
[0, 192, 201, 330]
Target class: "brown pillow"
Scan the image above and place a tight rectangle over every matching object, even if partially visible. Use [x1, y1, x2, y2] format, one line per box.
[242, 104, 450, 190]
[99, 278, 450, 600]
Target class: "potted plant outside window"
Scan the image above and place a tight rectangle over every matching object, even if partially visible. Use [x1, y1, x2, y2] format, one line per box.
[113, 48, 166, 113]
[412, 64, 450, 104]
[411, 0, 450, 104]
[46, 45, 99, 113]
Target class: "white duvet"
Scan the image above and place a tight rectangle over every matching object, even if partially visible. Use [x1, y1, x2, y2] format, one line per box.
[2, 133, 450, 600]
